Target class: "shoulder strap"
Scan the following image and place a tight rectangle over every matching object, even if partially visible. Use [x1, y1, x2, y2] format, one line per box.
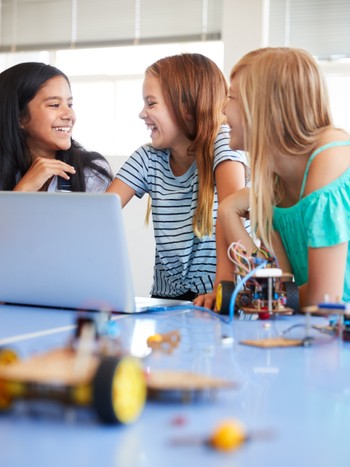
[299, 140, 350, 198]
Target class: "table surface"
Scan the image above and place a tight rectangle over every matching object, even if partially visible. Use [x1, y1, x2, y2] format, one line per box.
[0, 302, 349, 467]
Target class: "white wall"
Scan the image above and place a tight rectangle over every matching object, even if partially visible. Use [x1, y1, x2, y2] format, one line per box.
[222, 0, 266, 77]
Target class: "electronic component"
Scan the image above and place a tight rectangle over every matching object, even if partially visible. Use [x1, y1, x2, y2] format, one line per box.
[216, 241, 299, 318]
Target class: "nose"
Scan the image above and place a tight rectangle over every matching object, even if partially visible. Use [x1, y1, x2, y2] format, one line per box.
[223, 99, 228, 115]
[139, 105, 147, 120]
[61, 105, 76, 122]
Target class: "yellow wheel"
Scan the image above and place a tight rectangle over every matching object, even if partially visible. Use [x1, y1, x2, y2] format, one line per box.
[0, 348, 19, 411]
[93, 356, 146, 424]
[216, 281, 235, 315]
[0, 348, 18, 366]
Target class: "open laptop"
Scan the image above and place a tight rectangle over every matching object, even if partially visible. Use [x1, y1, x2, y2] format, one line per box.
[0, 192, 190, 313]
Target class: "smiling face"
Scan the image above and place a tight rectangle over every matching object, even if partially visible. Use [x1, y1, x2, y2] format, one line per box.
[21, 75, 76, 159]
[224, 76, 245, 151]
[139, 72, 190, 153]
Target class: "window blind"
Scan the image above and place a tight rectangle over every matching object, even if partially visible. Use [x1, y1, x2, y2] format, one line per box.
[1, 0, 349, 59]
[268, 0, 350, 59]
[0, 0, 222, 51]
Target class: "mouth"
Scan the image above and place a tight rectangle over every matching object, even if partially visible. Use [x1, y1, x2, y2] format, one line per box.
[146, 124, 157, 131]
[53, 126, 72, 134]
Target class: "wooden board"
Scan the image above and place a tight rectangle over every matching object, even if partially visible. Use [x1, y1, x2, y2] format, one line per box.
[0, 348, 99, 385]
[240, 337, 303, 348]
[146, 370, 237, 391]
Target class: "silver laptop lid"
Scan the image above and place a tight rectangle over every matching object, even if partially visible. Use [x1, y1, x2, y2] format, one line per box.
[0, 192, 136, 313]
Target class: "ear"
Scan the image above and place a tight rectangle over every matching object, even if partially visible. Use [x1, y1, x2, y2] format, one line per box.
[19, 113, 29, 129]
[19, 118, 27, 129]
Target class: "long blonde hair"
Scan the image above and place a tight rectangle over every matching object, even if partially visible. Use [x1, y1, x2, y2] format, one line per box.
[231, 47, 332, 250]
[145, 53, 228, 238]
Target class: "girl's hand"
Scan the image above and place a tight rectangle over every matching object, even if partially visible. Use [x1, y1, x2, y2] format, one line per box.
[221, 187, 250, 219]
[194, 290, 217, 310]
[13, 157, 76, 192]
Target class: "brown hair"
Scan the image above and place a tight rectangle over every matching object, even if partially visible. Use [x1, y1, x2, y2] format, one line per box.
[146, 53, 228, 237]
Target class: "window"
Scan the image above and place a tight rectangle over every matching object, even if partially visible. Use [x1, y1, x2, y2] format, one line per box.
[319, 60, 350, 133]
[0, 0, 222, 51]
[267, 0, 350, 133]
[268, 0, 350, 59]
[56, 41, 224, 158]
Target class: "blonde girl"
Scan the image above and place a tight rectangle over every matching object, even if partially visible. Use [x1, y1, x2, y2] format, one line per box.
[219, 47, 350, 306]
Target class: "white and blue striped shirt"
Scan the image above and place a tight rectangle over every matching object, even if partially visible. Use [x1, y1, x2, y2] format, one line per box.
[116, 125, 248, 297]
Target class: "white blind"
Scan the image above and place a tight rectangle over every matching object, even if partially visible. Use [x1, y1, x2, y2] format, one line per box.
[269, 0, 350, 59]
[0, 0, 222, 51]
[2, 1, 349, 58]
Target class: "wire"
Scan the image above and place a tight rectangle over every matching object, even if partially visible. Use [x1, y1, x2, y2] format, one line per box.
[131, 246, 287, 325]
[131, 260, 269, 325]
[137, 304, 230, 323]
[140, 260, 269, 325]
[227, 260, 268, 323]
[227, 241, 251, 274]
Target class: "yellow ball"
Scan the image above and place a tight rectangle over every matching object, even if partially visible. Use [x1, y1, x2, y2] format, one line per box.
[210, 420, 246, 451]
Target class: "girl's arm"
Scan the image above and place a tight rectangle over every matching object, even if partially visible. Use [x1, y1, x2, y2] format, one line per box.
[271, 230, 292, 273]
[269, 214, 346, 308]
[300, 135, 350, 306]
[194, 161, 247, 309]
[106, 178, 136, 207]
[303, 242, 347, 306]
[218, 187, 255, 251]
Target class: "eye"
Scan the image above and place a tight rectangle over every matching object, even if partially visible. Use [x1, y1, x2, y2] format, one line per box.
[49, 103, 60, 108]
[146, 100, 156, 107]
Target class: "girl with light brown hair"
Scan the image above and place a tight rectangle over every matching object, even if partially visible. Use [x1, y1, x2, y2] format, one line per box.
[107, 53, 249, 300]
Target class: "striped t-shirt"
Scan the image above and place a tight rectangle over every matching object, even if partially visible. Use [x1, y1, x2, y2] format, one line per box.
[116, 125, 248, 298]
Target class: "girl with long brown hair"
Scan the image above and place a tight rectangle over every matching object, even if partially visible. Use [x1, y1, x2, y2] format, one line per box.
[107, 53, 249, 300]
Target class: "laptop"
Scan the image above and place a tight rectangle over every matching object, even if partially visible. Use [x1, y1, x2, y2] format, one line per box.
[0, 191, 189, 313]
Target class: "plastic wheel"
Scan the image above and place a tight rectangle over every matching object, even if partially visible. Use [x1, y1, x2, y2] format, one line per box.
[284, 281, 300, 313]
[92, 356, 146, 424]
[0, 348, 19, 411]
[216, 281, 235, 315]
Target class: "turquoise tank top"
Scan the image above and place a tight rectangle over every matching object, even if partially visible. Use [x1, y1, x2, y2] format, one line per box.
[273, 141, 350, 302]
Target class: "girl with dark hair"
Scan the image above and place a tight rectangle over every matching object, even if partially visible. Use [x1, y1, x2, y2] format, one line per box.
[0, 62, 112, 192]
[107, 53, 249, 300]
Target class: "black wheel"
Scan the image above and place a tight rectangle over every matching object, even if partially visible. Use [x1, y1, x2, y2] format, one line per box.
[216, 281, 235, 315]
[284, 281, 300, 313]
[92, 356, 146, 424]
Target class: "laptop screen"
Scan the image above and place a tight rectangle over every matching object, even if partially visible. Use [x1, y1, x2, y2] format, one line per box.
[0, 192, 137, 313]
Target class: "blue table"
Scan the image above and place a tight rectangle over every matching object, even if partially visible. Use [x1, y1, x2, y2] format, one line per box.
[0, 303, 349, 467]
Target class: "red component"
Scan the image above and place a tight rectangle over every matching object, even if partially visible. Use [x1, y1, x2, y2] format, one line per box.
[258, 312, 271, 320]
